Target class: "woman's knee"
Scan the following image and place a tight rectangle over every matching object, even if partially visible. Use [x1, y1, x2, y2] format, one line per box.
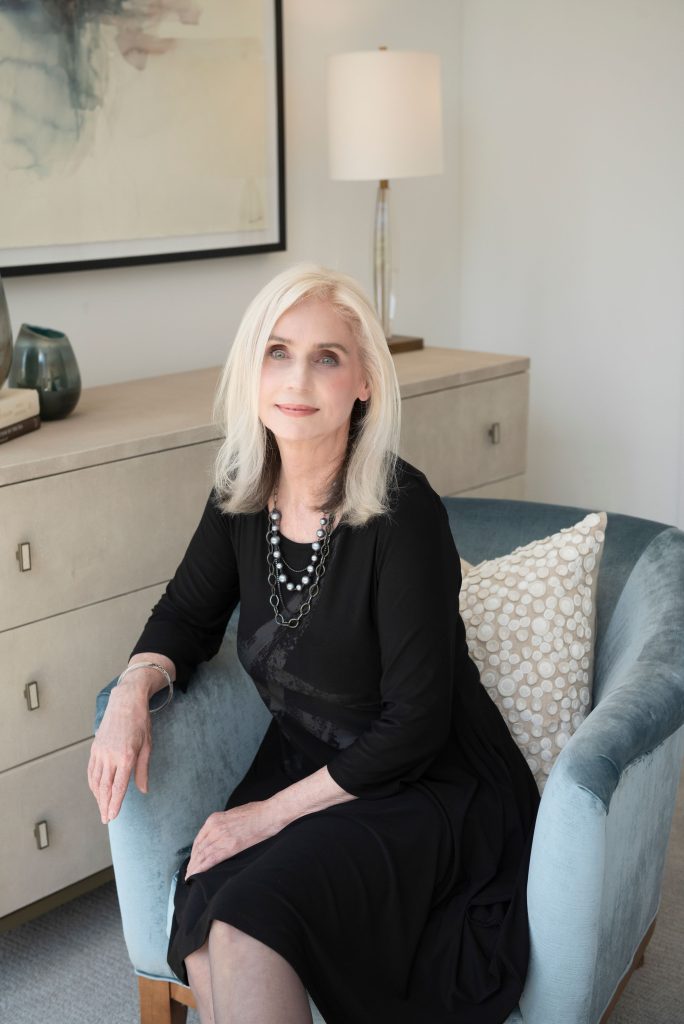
[186, 936, 210, 964]
[185, 939, 211, 989]
[208, 919, 252, 947]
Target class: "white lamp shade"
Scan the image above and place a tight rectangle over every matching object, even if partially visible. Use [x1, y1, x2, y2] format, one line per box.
[328, 50, 444, 181]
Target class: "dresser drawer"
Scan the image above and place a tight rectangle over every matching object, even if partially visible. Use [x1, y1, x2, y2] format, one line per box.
[400, 372, 529, 495]
[0, 739, 112, 917]
[0, 584, 167, 773]
[1, 439, 219, 631]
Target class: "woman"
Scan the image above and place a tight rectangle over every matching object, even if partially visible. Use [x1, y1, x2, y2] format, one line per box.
[88, 263, 540, 1024]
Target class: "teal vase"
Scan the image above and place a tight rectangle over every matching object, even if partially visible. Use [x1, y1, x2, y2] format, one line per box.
[0, 273, 13, 388]
[9, 324, 82, 420]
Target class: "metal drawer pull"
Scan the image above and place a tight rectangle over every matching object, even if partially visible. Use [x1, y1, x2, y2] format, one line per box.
[24, 680, 40, 711]
[16, 541, 32, 572]
[488, 422, 501, 445]
[34, 821, 50, 850]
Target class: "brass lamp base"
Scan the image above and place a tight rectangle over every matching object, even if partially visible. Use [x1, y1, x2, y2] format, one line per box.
[386, 334, 424, 354]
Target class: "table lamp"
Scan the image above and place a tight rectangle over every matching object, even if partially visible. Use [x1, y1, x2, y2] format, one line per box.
[328, 47, 444, 352]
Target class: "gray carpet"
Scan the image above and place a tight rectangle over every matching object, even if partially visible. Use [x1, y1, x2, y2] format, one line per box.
[0, 883, 200, 1024]
[1, 781, 682, 1024]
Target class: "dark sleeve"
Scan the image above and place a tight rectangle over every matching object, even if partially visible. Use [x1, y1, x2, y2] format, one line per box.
[128, 488, 240, 693]
[326, 477, 462, 799]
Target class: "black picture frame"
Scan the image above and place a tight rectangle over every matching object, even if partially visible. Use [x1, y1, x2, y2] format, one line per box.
[0, 0, 286, 276]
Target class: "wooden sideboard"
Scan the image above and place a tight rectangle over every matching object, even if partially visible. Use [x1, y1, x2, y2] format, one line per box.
[0, 346, 529, 926]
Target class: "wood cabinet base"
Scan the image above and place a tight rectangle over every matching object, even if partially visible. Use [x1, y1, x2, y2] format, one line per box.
[0, 867, 114, 934]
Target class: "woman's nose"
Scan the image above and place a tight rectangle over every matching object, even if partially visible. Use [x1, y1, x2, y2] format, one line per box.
[284, 356, 313, 388]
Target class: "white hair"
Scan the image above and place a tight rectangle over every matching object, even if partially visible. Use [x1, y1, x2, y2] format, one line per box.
[211, 262, 402, 528]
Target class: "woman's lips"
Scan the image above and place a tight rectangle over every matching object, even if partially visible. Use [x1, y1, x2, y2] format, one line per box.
[276, 405, 318, 416]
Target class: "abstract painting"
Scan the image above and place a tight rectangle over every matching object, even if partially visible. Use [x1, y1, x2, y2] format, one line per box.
[0, 0, 285, 274]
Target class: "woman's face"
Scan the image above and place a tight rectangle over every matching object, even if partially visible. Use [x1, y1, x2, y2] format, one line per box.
[259, 296, 371, 451]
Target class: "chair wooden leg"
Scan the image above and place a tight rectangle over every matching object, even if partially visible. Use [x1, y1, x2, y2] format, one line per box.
[138, 975, 196, 1024]
[599, 916, 657, 1024]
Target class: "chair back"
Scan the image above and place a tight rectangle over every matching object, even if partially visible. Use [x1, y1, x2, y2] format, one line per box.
[441, 495, 670, 680]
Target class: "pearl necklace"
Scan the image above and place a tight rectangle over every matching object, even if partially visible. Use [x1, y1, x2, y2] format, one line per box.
[266, 480, 336, 628]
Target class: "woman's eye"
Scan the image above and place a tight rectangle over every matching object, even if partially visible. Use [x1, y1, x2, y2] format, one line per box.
[267, 347, 338, 365]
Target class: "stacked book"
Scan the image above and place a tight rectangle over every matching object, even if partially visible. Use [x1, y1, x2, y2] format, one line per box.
[0, 387, 41, 444]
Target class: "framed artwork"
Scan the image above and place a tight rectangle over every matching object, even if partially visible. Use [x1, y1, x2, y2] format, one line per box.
[0, 0, 285, 276]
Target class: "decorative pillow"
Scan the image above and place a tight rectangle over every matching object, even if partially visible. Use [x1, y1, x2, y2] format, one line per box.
[458, 512, 607, 793]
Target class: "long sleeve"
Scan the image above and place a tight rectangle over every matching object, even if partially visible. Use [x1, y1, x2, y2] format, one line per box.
[326, 477, 462, 799]
[129, 488, 240, 692]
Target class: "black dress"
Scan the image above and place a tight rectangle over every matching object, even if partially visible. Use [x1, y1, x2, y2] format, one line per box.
[129, 457, 540, 1024]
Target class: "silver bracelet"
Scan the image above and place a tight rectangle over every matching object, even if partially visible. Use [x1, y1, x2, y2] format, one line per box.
[116, 661, 174, 713]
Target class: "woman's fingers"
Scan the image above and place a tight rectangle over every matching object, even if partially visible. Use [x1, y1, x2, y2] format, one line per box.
[87, 747, 105, 805]
[185, 824, 209, 879]
[134, 736, 152, 795]
[97, 762, 117, 823]
[88, 693, 151, 822]
[90, 750, 137, 822]
[105, 763, 132, 823]
[186, 813, 232, 878]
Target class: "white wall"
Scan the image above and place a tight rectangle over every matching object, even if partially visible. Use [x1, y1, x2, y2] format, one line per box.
[458, 0, 684, 525]
[1, 0, 460, 388]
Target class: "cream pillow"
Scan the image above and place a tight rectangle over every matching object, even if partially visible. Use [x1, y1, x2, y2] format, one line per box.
[458, 512, 607, 793]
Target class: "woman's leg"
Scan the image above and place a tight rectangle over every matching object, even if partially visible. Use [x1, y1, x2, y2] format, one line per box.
[185, 941, 215, 1024]
[207, 920, 313, 1024]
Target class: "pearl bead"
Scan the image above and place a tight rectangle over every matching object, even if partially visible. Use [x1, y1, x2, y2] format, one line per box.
[286, 582, 294, 591]
[302, 575, 310, 584]
[295, 584, 302, 591]
[307, 565, 314, 573]
[312, 542, 320, 551]
[278, 573, 286, 582]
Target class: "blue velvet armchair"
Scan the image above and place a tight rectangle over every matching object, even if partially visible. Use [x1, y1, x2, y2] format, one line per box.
[93, 496, 684, 1024]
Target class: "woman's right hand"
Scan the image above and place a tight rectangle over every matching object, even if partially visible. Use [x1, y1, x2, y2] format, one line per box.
[87, 683, 153, 824]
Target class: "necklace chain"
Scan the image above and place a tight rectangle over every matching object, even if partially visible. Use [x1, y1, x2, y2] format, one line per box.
[266, 479, 335, 628]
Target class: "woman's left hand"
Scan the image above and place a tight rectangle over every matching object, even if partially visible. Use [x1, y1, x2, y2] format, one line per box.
[185, 801, 279, 881]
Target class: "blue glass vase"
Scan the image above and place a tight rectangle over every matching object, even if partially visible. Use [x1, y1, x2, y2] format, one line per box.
[9, 324, 81, 420]
[0, 273, 13, 388]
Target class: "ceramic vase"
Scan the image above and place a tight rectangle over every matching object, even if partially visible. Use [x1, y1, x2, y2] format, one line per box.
[8, 324, 81, 420]
[0, 273, 13, 388]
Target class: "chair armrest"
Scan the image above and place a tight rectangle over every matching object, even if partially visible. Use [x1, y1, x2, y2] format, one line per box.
[93, 621, 271, 980]
[520, 528, 684, 1024]
[521, 722, 683, 1024]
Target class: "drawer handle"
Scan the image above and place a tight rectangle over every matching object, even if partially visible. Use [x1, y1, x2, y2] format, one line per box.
[16, 541, 32, 572]
[488, 422, 501, 445]
[34, 820, 50, 850]
[24, 680, 41, 711]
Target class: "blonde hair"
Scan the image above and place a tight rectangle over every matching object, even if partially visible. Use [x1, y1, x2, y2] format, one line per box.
[211, 262, 402, 528]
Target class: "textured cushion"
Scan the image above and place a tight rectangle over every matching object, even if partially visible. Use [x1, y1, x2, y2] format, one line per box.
[459, 512, 607, 791]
